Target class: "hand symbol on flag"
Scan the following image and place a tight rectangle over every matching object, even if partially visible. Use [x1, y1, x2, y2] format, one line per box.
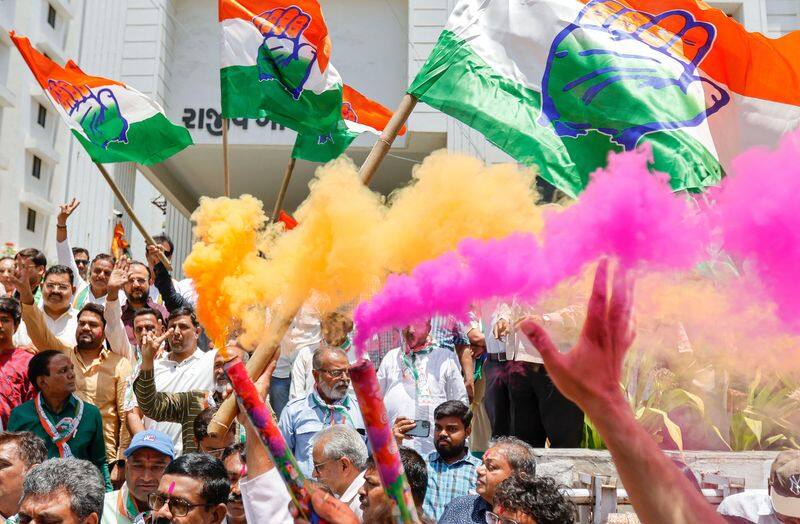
[253, 6, 317, 100]
[48, 80, 129, 149]
[539, 0, 730, 150]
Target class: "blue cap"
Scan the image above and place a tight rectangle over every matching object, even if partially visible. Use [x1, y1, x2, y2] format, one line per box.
[124, 429, 175, 459]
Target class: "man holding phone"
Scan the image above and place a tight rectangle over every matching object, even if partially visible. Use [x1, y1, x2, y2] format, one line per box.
[378, 320, 468, 459]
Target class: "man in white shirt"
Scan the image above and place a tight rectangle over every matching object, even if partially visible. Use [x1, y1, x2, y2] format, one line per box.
[310, 425, 367, 520]
[13, 265, 78, 349]
[54, 198, 115, 309]
[379, 319, 468, 459]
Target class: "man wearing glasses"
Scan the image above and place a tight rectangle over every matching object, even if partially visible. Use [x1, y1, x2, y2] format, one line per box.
[150, 453, 230, 524]
[10, 265, 78, 348]
[278, 346, 366, 477]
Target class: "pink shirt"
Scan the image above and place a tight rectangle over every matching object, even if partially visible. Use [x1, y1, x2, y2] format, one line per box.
[0, 347, 35, 427]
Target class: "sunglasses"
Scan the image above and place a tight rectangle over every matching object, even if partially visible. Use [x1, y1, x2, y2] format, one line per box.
[148, 493, 211, 517]
[486, 511, 520, 524]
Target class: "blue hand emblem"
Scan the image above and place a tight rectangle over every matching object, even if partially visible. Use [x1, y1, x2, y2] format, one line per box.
[539, 0, 730, 150]
[48, 79, 129, 149]
[253, 6, 318, 100]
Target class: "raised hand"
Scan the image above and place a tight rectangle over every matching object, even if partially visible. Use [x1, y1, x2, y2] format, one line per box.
[517, 259, 634, 413]
[539, 0, 730, 150]
[47, 79, 129, 149]
[107, 257, 130, 298]
[3, 268, 34, 305]
[140, 327, 173, 365]
[253, 6, 318, 99]
[392, 416, 417, 447]
[57, 198, 80, 226]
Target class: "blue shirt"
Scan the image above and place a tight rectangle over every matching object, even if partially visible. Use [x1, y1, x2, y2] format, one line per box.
[277, 389, 367, 476]
[438, 494, 490, 524]
[423, 450, 481, 520]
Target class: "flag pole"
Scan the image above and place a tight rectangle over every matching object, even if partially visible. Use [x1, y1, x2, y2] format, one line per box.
[222, 118, 231, 197]
[270, 157, 296, 223]
[94, 162, 173, 271]
[358, 93, 417, 185]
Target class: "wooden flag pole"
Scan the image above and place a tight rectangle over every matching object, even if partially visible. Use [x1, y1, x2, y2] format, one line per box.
[222, 118, 231, 197]
[270, 157, 296, 223]
[94, 162, 172, 271]
[209, 94, 417, 437]
[358, 93, 418, 185]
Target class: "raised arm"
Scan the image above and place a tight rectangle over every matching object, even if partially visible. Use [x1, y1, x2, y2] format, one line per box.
[55, 198, 86, 290]
[149, 245, 190, 312]
[9, 269, 70, 353]
[104, 258, 134, 360]
[518, 260, 725, 524]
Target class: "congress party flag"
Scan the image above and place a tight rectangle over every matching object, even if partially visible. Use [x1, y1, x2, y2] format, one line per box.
[219, 0, 343, 135]
[408, 0, 800, 197]
[292, 85, 407, 163]
[10, 32, 192, 166]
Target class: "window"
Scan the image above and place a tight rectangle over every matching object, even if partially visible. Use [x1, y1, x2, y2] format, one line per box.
[26, 208, 37, 232]
[47, 5, 57, 28]
[37, 104, 47, 127]
[31, 155, 42, 179]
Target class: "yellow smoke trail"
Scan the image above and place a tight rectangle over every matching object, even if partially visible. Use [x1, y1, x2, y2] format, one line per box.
[185, 152, 547, 349]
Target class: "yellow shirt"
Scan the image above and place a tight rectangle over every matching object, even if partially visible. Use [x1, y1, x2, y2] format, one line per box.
[21, 303, 132, 462]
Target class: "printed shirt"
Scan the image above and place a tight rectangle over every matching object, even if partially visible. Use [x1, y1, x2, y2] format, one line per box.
[377, 346, 468, 458]
[120, 298, 168, 346]
[423, 450, 481, 521]
[7, 395, 108, 479]
[127, 348, 216, 455]
[438, 493, 491, 524]
[278, 389, 366, 477]
[0, 347, 35, 427]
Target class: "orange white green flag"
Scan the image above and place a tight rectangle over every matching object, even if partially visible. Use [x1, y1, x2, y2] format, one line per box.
[408, 0, 800, 197]
[219, 0, 342, 135]
[292, 85, 407, 162]
[10, 32, 192, 166]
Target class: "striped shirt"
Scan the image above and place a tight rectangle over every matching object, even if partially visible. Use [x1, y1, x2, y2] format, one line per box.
[423, 449, 481, 520]
[430, 315, 469, 352]
[133, 368, 209, 454]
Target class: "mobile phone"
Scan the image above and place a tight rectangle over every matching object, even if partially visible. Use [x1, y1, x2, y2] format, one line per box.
[406, 420, 431, 438]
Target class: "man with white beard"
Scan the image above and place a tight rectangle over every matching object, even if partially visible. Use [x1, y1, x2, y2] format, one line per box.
[278, 346, 366, 477]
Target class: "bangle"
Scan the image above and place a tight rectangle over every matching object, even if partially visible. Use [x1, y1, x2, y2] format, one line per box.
[56, 225, 67, 229]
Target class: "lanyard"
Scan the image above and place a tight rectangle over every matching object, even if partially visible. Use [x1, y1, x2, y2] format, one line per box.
[401, 345, 434, 386]
[310, 390, 354, 428]
[35, 393, 84, 457]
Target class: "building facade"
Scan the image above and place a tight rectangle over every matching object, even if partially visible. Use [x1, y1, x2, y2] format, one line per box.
[0, 0, 797, 273]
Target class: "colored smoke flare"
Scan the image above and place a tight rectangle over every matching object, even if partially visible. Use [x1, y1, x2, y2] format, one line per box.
[224, 359, 320, 521]
[349, 358, 420, 523]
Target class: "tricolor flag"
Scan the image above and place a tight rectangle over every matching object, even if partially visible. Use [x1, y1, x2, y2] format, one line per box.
[219, 0, 343, 135]
[292, 85, 407, 162]
[10, 32, 192, 166]
[408, 0, 800, 197]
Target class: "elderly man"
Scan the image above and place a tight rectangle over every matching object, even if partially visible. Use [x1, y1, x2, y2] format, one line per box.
[0, 432, 47, 523]
[311, 425, 368, 519]
[7, 351, 110, 489]
[16, 458, 105, 524]
[439, 436, 536, 523]
[279, 346, 366, 476]
[379, 320, 468, 459]
[150, 453, 230, 524]
[101, 430, 174, 524]
[0, 298, 34, 428]
[13, 265, 78, 348]
[15, 271, 132, 481]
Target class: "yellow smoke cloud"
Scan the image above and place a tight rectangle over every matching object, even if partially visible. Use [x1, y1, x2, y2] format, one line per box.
[185, 152, 546, 349]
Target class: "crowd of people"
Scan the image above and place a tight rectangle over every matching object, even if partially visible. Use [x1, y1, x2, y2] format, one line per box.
[0, 201, 799, 524]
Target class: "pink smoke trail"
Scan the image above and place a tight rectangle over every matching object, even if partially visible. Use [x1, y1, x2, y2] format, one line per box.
[354, 146, 709, 352]
[714, 129, 800, 331]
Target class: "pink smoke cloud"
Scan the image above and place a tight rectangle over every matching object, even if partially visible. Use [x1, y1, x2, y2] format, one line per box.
[353, 146, 710, 353]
